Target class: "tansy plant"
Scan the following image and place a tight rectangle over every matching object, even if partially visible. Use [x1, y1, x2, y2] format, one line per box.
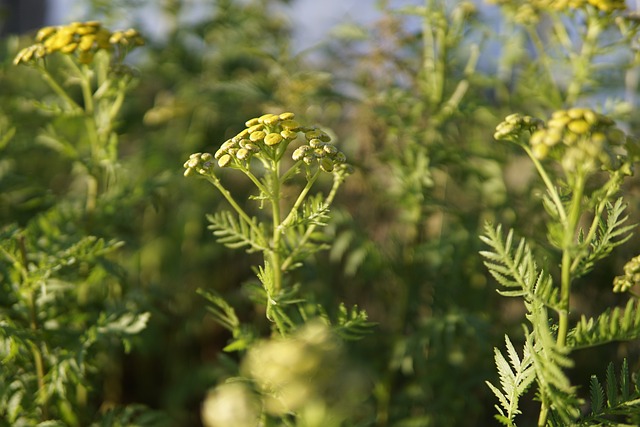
[184, 112, 372, 340]
[13, 21, 144, 214]
[484, 109, 640, 426]
[0, 23, 156, 425]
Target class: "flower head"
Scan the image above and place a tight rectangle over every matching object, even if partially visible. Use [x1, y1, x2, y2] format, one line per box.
[188, 112, 351, 176]
[14, 21, 144, 66]
[527, 108, 627, 173]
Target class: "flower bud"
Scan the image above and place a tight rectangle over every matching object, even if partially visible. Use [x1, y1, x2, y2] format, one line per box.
[249, 130, 266, 142]
[279, 112, 295, 120]
[218, 154, 232, 167]
[264, 133, 283, 146]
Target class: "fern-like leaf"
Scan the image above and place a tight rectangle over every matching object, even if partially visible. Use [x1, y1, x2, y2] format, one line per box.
[579, 359, 640, 426]
[207, 211, 267, 253]
[591, 374, 606, 415]
[486, 335, 535, 426]
[573, 199, 635, 279]
[319, 303, 377, 341]
[285, 193, 330, 229]
[567, 299, 640, 350]
[480, 223, 559, 309]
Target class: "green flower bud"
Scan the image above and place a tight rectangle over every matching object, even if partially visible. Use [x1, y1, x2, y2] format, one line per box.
[279, 112, 295, 120]
[244, 143, 260, 153]
[309, 138, 324, 148]
[292, 145, 311, 161]
[280, 130, 297, 140]
[303, 154, 315, 165]
[567, 108, 586, 119]
[305, 129, 330, 142]
[184, 167, 195, 177]
[245, 118, 260, 127]
[568, 119, 590, 135]
[187, 157, 199, 168]
[236, 148, 250, 160]
[247, 124, 265, 134]
[323, 144, 338, 155]
[218, 154, 232, 167]
[281, 120, 301, 131]
[249, 130, 266, 142]
[334, 152, 347, 163]
[264, 133, 283, 146]
[258, 113, 279, 125]
[236, 128, 250, 139]
[320, 158, 334, 172]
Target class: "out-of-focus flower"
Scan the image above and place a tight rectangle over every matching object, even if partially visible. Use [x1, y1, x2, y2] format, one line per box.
[201, 382, 260, 427]
[14, 21, 144, 66]
[496, 109, 631, 174]
[242, 321, 368, 418]
[613, 255, 640, 293]
[527, 108, 627, 173]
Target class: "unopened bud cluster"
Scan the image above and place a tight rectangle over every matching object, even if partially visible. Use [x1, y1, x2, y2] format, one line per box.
[14, 21, 144, 66]
[613, 255, 640, 293]
[183, 152, 214, 177]
[494, 113, 544, 141]
[528, 108, 626, 172]
[184, 112, 350, 176]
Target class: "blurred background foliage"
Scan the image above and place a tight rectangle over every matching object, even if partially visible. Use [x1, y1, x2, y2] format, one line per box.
[1, 0, 640, 425]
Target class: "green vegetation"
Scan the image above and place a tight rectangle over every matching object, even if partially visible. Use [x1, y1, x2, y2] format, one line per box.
[2, 0, 640, 425]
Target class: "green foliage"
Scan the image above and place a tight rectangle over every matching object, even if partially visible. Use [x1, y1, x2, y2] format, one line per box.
[2, 0, 640, 426]
[581, 360, 640, 426]
[486, 335, 535, 426]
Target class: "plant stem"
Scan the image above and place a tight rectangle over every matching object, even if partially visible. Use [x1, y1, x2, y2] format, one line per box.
[523, 145, 568, 224]
[270, 160, 283, 293]
[18, 236, 49, 420]
[37, 66, 83, 113]
[281, 171, 340, 271]
[557, 172, 585, 348]
[204, 174, 267, 248]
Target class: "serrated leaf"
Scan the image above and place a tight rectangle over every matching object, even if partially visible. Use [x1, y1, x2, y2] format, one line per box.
[207, 211, 266, 253]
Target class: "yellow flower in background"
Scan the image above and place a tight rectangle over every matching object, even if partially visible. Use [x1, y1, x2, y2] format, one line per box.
[13, 21, 145, 66]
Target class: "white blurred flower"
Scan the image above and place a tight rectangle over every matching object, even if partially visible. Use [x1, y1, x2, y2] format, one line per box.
[201, 382, 260, 427]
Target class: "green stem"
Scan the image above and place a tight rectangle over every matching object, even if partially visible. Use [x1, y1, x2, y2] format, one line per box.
[523, 145, 568, 225]
[270, 160, 283, 294]
[37, 66, 83, 113]
[204, 174, 267, 248]
[279, 168, 321, 230]
[281, 171, 342, 271]
[557, 172, 585, 348]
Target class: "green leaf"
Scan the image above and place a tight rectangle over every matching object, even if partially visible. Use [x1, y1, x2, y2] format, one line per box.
[207, 211, 267, 253]
[568, 299, 640, 349]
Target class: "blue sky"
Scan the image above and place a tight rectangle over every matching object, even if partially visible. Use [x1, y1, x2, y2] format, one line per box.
[47, 0, 382, 52]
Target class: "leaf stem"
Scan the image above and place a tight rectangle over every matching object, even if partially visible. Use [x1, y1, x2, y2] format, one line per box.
[204, 174, 267, 248]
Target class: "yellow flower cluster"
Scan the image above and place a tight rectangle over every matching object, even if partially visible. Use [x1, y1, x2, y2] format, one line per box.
[184, 112, 350, 176]
[528, 108, 625, 171]
[487, 0, 625, 24]
[13, 21, 144, 66]
[535, 0, 626, 12]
